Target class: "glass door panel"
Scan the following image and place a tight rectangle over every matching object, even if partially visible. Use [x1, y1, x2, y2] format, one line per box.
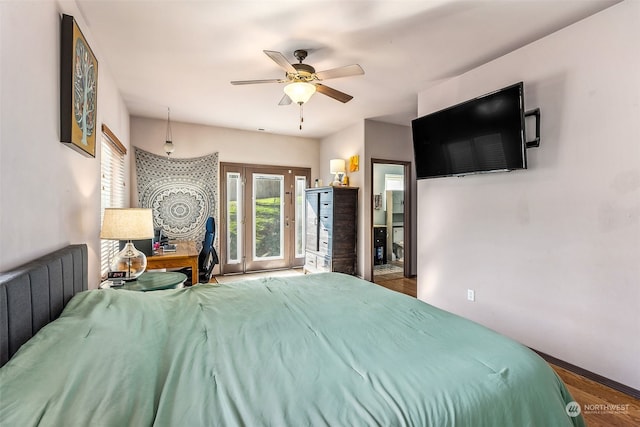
[252, 173, 284, 262]
[221, 165, 244, 274]
[294, 176, 307, 259]
[226, 172, 242, 265]
[244, 168, 288, 271]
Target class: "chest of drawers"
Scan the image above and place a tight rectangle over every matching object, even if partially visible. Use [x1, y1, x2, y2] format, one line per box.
[304, 186, 358, 274]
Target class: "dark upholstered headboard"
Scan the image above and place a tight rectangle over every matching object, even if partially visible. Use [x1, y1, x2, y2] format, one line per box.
[0, 244, 88, 367]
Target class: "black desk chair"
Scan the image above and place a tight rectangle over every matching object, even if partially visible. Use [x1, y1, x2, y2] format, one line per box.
[181, 217, 219, 285]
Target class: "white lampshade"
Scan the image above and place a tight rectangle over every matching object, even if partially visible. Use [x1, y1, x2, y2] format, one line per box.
[330, 159, 346, 174]
[100, 208, 155, 240]
[284, 82, 316, 104]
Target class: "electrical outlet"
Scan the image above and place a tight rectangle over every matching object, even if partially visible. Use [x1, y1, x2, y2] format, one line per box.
[467, 289, 475, 302]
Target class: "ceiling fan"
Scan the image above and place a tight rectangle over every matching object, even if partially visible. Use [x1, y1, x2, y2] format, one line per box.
[230, 49, 364, 106]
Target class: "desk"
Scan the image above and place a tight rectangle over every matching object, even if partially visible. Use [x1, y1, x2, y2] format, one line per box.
[146, 241, 199, 284]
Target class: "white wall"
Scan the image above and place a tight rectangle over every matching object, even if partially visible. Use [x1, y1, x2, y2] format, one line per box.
[320, 122, 365, 276]
[0, 1, 130, 288]
[416, 1, 639, 389]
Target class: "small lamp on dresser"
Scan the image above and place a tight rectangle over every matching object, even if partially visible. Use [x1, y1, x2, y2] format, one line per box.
[100, 208, 154, 281]
[330, 158, 346, 186]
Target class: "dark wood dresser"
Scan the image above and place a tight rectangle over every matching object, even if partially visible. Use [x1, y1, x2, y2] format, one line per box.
[304, 186, 358, 274]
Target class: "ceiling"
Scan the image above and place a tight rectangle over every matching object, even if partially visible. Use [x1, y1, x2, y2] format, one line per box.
[77, 0, 619, 139]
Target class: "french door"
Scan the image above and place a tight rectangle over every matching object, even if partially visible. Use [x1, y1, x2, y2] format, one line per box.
[221, 163, 310, 274]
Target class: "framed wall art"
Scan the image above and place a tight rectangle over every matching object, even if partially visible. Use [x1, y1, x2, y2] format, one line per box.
[60, 14, 98, 157]
[349, 155, 359, 172]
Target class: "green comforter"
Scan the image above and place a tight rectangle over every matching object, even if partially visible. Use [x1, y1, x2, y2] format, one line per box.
[0, 272, 583, 426]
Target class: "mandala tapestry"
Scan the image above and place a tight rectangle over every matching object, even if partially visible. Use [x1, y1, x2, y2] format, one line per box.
[135, 147, 218, 247]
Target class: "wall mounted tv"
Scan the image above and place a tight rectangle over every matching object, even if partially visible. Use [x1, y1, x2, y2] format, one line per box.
[412, 82, 527, 180]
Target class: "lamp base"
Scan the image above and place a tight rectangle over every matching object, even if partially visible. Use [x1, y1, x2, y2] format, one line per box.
[109, 241, 147, 281]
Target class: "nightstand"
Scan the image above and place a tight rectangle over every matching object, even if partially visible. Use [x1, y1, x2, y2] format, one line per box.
[100, 271, 187, 291]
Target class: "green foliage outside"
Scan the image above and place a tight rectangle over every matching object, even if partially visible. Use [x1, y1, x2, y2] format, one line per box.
[228, 200, 238, 260]
[228, 197, 281, 259]
[254, 197, 281, 257]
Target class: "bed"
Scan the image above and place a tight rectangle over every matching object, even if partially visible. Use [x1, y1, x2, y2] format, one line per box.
[0, 244, 87, 366]
[0, 246, 584, 426]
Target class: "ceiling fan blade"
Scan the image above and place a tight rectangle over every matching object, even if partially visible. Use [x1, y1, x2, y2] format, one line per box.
[315, 84, 354, 103]
[230, 78, 284, 85]
[315, 64, 364, 81]
[278, 94, 292, 106]
[263, 50, 297, 74]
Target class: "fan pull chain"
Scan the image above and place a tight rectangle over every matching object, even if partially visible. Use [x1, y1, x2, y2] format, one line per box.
[299, 103, 304, 130]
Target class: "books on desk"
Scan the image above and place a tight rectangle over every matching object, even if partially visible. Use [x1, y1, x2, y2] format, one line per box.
[161, 244, 177, 252]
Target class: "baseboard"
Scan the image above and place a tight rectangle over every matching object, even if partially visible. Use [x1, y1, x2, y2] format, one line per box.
[532, 349, 640, 400]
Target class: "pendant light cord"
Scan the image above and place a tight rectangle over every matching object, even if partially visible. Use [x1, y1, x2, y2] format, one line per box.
[164, 107, 175, 156]
[166, 108, 172, 142]
[299, 103, 304, 130]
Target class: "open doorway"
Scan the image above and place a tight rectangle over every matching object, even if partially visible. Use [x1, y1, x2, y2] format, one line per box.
[371, 159, 411, 280]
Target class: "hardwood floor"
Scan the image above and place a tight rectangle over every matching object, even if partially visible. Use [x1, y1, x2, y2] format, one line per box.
[372, 274, 640, 427]
[551, 364, 640, 426]
[372, 271, 417, 297]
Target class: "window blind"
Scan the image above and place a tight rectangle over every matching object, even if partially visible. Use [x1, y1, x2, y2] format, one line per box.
[100, 126, 127, 278]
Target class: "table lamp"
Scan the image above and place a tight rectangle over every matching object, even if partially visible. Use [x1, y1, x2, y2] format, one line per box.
[330, 159, 346, 186]
[100, 208, 154, 281]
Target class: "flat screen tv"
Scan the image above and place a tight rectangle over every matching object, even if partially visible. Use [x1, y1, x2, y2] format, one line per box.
[412, 82, 526, 179]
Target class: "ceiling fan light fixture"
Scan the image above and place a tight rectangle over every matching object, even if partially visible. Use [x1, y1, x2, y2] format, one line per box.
[284, 82, 316, 104]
